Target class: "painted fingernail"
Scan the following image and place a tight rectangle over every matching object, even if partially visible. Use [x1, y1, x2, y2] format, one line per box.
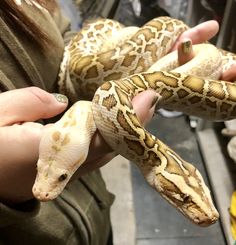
[182, 39, 192, 54]
[52, 93, 68, 103]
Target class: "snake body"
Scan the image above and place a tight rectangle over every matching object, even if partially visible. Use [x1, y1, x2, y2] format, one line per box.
[33, 17, 236, 226]
[58, 17, 188, 101]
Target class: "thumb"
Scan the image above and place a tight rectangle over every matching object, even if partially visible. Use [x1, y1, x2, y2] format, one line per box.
[132, 90, 159, 125]
[0, 87, 68, 126]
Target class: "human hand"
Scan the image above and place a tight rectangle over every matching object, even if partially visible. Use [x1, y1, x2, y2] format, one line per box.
[172, 20, 219, 66]
[172, 20, 236, 81]
[171, 20, 219, 51]
[0, 87, 68, 204]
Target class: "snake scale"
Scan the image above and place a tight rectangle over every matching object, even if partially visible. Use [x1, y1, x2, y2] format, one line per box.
[32, 17, 236, 226]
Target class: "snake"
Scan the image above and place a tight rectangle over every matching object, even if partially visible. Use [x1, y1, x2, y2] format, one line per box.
[32, 17, 236, 227]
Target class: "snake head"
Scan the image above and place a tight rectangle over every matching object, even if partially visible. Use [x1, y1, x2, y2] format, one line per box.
[32, 128, 89, 202]
[142, 148, 219, 227]
[32, 101, 96, 201]
[156, 174, 219, 226]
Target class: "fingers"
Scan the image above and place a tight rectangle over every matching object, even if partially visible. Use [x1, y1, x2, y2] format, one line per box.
[177, 39, 195, 65]
[0, 87, 68, 126]
[171, 20, 219, 51]
[132, 90, 159, 125]
[221, 64, 236, 81]
[173, 21, 236, 82]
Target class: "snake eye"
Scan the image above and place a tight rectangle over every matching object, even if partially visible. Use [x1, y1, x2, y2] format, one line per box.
[58, 173, 68, 182]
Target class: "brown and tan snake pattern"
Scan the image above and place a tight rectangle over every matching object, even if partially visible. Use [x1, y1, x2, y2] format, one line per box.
[33, 17, 236, 226]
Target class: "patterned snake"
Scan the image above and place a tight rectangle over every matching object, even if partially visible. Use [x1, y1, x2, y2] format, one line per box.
[32, 17, 236, 226]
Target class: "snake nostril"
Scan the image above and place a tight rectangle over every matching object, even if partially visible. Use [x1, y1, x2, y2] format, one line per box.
[45, 193, 49, 198]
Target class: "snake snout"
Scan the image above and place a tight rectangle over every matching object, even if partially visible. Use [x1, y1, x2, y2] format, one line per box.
[178, 194, 219, 226]
[168, 195, 219, 226]
[32, 179, 60, 202]
[186, 205, 219, 227]
[32, 185, 53, 202]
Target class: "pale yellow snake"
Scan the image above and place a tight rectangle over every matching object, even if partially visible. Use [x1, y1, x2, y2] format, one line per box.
[32, 17, 236, 226]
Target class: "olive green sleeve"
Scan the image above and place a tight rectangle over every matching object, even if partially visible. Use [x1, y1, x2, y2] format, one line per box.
[0, 199, 40, 227]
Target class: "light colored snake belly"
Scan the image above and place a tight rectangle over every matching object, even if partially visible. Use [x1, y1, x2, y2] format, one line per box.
[33, 17, 236, 226]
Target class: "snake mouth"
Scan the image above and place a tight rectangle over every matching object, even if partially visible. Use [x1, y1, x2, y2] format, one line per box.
[32, 185, 60, 202]
[180, 202, 219, 227]
[188, 210, 219, 227]
[159, 190, 219, 226]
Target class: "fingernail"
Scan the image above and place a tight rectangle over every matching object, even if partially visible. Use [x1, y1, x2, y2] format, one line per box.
[182, 40, 192, 54]
[52, 93, 68, 103]
[150, 94, 160, 109]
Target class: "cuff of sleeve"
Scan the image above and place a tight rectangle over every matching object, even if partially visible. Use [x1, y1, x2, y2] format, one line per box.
[0, 199, 40, 227]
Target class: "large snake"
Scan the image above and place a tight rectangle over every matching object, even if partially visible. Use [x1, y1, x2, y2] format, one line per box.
[32, 17, 236, 226]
